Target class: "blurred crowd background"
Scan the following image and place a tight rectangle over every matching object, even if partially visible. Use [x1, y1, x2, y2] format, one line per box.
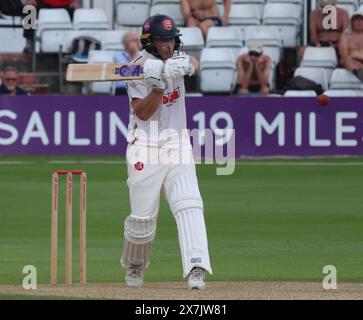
[0, 0, 363, 97]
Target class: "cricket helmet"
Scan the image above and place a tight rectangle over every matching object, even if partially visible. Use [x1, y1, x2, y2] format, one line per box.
[140, 14, 182, 59]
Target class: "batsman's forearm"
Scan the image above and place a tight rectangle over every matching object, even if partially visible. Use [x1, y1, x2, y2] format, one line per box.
[189, 56, 200, 75]
[132, 90, 164, 121]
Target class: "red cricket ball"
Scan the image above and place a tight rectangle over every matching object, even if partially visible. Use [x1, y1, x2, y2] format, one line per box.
[317, 94, 330, 106]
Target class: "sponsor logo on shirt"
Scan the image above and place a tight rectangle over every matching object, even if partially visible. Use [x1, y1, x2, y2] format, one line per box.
[163, 88, 180, 107]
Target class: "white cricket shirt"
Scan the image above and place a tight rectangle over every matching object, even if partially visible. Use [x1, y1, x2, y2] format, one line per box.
[125, 50, 192, 150]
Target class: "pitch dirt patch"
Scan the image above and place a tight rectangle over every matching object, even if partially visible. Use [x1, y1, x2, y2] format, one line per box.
[1, 282, 363, 300]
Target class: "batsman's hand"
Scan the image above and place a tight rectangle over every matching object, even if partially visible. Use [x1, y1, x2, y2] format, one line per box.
[143, 59, 166, 92]
[164, 56, 195, 79]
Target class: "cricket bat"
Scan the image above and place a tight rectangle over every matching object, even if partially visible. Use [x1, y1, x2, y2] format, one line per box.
[66, 62, 144, 82]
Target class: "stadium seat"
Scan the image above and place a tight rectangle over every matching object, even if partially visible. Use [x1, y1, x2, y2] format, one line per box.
[179, 27, 204, 60]
[263, 3, 302, 25]
[339, 0, 358, 4]
[267, 0, 304, 4]
[186, 92, 204, 97]
[150, 4, 184, 26]
[37, 8, 72, 32]
[60, 30, 103, 53]
[301, 47, 337, 68]
[59, 30, 122, 53]
[36, 9, 73, 53]
[269, 65, 277, 92]
[228, 4, 262, 25]
[294, 67, 329, 90]
[153, 0, 180, 3]
[245, 26, 283, 48]
[337, 4, 355, 17]
[330, 68, 363, 90]
[323, 89, 358, 96]
[88, 50, 114, 63]
[200, 48, 237, 93]
[98, 30, 127, 51]
[232, 0, 265, 3]
[338, 0, 359, 16]
[263, 3, 302, 47]
[73, 9, 110, 30]
[206, 27, 243, 58]
[262, 47, 281, 66]
[87, 50, 114, 94]
[115, 0, 151, 27]
[284, 90, 318, 97]
[0, 16, 25, 52]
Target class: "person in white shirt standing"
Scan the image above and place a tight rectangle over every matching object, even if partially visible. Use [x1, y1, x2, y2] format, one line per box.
[114, 32, 141, 95]
[120, 14, 212, 290]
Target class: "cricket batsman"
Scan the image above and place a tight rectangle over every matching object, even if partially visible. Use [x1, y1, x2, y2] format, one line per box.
[120, 14, 212, 290]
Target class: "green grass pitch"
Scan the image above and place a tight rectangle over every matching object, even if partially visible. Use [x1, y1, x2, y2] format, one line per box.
[0, 156, 362, 285]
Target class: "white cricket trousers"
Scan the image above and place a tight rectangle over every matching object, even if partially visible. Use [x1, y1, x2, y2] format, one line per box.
[125, 143, 212, 277]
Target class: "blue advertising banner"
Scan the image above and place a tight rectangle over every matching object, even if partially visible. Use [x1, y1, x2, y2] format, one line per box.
[0, 96, 363, 157]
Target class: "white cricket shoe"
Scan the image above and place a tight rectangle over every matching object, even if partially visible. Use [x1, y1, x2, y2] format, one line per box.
[187, 267, 206, 290]
[125, 265, 144, 287]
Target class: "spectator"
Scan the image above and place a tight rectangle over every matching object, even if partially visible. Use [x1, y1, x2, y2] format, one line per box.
[181, 0, 231, 39]
[23, 0, 81, 53]
[114, 32, 141, 96]
[236, 44, 272, 95]
[0, 66, 29, 96]
[339, 11, 363, 81]
[299, 0, 349, 62]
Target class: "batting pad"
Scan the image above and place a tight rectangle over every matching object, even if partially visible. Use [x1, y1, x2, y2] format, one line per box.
[166, 173, 204, 214]
[121, 216, 156, 269]
[174, 208, 213, 278]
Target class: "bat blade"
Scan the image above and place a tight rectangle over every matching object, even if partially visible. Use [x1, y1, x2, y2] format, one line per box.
[66, 63, 144, 82]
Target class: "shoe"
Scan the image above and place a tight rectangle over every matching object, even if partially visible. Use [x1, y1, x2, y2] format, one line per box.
[187, 267, 206, 290]
[125, 264, 144, 287]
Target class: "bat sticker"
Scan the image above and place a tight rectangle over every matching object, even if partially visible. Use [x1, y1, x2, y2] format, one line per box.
[114, 65, 143, 78]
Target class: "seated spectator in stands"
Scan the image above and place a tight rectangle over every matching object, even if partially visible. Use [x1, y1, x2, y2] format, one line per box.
[181, 0, 231, 39]
[299, 0, 349, 62]
[23, 0, 81, 53]
[236, 44, 272, 95]
[0, 67, 29, 96]
[114, 32, 141, 96]
[339, 11, 363, 81]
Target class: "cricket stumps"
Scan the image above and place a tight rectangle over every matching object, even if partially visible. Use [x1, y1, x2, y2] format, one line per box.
[51, 170, 87, 286]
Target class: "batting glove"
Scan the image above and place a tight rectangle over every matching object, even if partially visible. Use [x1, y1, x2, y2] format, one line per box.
[164, 56, 195, 79]
[143, 59, 166, 91]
